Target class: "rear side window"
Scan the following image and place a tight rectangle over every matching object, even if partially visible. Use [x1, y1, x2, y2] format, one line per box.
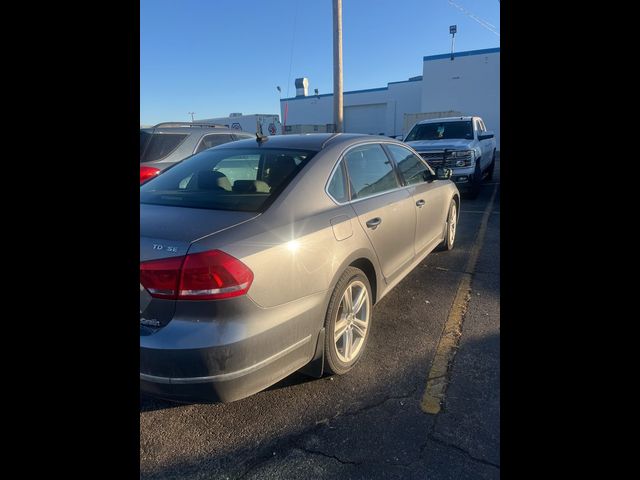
[386, 144, 431, 186]
[327, 163, 348, 203]
[194, 134, 236, 154]
[344, 144, 399, 200]
[140, 132, 188, 163]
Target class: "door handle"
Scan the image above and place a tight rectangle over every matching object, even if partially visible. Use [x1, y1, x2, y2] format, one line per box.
[416, 199, 426, 208]
[366, 217, 382, 229]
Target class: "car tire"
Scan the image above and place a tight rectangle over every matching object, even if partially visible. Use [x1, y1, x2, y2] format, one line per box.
[435, 199, 458, 252]
[467, 162, 482, 199]
[323, 267, 373, 375]
[486, 151, 496, 181]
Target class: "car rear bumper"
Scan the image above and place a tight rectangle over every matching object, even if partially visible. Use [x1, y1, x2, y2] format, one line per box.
[140, 293, 326, 403]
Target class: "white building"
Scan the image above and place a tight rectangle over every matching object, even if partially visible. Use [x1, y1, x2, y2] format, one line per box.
[280, 47, 500, 149]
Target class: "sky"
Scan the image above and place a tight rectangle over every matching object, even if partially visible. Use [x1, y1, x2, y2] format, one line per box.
[140, 0, 500, 125]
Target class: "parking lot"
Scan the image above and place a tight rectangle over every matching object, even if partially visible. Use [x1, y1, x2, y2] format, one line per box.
[140, 157, 500, 480]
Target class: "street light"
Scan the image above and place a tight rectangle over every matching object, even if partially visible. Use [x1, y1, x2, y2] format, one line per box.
[450, 25, 457, 60]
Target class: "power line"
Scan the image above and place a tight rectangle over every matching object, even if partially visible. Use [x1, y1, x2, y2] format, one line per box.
[285, 0, 300, 99]
[448, 0, 500, 37]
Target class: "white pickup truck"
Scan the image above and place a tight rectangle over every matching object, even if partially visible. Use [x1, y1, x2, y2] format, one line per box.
[403, 116, 496, 198]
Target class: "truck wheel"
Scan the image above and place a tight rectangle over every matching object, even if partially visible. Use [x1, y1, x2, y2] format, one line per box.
[467, 163, 482, 199]
[486, 151, 496, 181]
[323, 267, 373, 375]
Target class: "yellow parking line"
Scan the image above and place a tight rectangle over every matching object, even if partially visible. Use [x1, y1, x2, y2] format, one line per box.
[420, 184, 498, 414]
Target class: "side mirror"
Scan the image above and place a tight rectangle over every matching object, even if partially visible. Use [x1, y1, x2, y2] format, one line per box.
[478, 131, 494, 140]
[435, 167, 452, 180]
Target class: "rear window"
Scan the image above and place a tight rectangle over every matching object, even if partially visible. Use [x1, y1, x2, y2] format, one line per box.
[404, 121, 473, 141]
[140, 132, 188, 163]
[140, 147, 316, 212]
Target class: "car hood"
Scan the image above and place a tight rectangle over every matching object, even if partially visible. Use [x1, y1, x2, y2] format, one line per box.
[140, 204, 259, 261]
[405, 139, 474, 150]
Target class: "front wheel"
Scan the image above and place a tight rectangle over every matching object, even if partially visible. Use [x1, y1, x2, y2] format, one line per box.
[323, 267, 373, 375]
[486, 151, 496, 181]
[467, 162, 482, 199]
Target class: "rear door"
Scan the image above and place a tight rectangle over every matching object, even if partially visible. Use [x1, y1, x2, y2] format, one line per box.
[343, 143, 416, 279]
[384, 144, 449, 254]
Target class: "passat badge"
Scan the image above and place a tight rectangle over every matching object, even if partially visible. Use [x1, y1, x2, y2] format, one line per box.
[140, 318, 161, 327]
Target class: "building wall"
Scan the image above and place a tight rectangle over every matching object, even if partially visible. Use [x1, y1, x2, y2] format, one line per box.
[280, 48, 500, 147]
[421, 48, 500, 148]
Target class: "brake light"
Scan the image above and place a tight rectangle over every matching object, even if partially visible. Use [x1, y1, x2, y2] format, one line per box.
[140, 250, 253, 301]
[139, 256, 183, 299]
[140, 166, 160, 183]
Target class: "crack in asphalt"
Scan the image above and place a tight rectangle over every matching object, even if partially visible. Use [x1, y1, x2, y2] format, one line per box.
[297, 447, 362, 465]
[427, 432, 500, 470]
[234, 387, 421, 478]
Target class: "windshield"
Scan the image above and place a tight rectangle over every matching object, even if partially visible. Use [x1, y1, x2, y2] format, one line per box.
[404, 121, 473, 141]
[140, 131, 188, 163]
[140, 147, 316, 212]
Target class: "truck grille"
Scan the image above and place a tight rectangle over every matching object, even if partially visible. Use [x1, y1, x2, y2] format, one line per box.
[419, 151, 472, 168]
[419, 151, 447, 168]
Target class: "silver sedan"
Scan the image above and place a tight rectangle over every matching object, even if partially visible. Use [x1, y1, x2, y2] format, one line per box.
[140, 133, 459, 403]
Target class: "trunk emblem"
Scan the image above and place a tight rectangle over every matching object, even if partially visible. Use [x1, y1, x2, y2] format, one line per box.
[140, 318, 161, 327]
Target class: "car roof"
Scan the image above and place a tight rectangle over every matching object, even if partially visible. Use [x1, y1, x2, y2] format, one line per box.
[214, 133, 398, 152]
[416, 116, 475, 125]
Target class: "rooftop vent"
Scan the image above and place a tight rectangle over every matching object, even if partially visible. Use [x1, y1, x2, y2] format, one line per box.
[295, 77, 309, 97]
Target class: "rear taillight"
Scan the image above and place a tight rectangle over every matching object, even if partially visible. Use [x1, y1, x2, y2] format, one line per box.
[140, 250, 253, 301]
[139, 256, 183, 299]
[140, 166, 160, 184]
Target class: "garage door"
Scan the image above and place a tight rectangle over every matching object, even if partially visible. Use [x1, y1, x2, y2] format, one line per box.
[344, 103, 387, 135]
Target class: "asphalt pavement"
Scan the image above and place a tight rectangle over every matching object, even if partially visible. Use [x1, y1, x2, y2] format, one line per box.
[140, 158, 501, 479]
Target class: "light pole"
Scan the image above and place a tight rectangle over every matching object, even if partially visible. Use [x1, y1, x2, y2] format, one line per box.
[188, 112, 195, 122]
[333, 0, 343, 133]
[450, 25, 457, 60]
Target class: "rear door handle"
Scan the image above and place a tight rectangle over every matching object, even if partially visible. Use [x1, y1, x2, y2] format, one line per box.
[366, 217, 382, 229]
[416, 199, 426, 208]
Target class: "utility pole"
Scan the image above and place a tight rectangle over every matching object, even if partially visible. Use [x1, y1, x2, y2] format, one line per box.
[188, 112, 195, 122]
[333, 0, 343, 133]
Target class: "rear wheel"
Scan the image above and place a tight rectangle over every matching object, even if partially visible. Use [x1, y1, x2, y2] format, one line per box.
[323, 267, 373, 375]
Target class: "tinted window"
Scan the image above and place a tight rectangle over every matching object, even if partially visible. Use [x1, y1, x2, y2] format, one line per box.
[404, 121, 473, 141]
[140, 148, 315, 212]
[344, 144, 399, 200]
[140, 132, 188, 163]
[327, 163, 348, 202]
[194, 134, 235, 153]
[386, 144, 431, 186]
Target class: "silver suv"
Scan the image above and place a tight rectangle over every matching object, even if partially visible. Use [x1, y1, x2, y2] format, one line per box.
[140, 122, 254, 183]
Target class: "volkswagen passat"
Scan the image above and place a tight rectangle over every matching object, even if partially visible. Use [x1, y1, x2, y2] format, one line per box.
[140, 133, 460, 403]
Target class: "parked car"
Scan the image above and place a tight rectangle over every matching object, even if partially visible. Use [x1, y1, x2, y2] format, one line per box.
[140, 122, 255, 183]
[403, 116, 496, 198]
[140, 133, 460, 403]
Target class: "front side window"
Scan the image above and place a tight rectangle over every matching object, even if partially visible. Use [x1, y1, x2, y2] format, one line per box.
[404, 121, 473, 141]
[140, 132, 188, 163]
[386, 144, 431, 186]
[194, 134, 235, 154]
[140, 148, 315, 212]
[344, 144, 399, 200]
